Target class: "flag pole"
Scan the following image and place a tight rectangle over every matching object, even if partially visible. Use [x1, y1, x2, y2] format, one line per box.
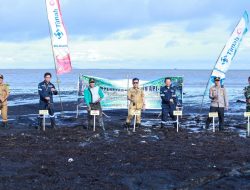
[126, 74, 129, 114]
[44, 0, 64, 116]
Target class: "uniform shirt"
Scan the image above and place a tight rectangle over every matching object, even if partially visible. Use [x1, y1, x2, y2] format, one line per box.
[160, 86, 178, 108]
[38, 81, 58, 103]
[127, 87, 145, 109]
[0, 83, 10, 105]
[209, 85, 228, 108]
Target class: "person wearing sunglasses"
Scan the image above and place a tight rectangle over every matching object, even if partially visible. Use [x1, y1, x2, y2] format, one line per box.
[84, 78, 105, 130]
[160, 77, 178, 128]
[125, 78, 145, 128]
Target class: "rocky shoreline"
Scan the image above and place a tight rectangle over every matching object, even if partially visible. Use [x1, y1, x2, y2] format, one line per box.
[0, 101, 250, 189]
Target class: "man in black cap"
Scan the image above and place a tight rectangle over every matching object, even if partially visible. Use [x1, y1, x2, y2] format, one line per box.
[38, 72, 58, 129]
[0, 74, 10, 128]
[205, 76, 228, 131]
[244, 76, 250, 112]
[83, 78, 105, 130]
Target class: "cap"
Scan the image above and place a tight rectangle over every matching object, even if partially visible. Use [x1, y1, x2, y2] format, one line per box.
[214, 77, 220, 81]
[89, 78, 95, 83]
[0, 74, 3, 79]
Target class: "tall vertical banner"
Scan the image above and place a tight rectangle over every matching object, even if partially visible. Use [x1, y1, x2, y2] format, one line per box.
[210, 11, 249, 84]
[200, 11, 249, 112]
[45, 0, 72, 74]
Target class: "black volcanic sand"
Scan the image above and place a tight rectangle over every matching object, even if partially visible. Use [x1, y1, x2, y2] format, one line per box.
[1, 101, 250, 189]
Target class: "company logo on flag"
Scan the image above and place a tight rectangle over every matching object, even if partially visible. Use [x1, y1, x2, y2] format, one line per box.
[210, 11, 249, 85]
[45, 0, 72, 74]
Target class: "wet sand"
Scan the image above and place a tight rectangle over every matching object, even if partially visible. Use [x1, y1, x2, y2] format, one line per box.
[1, 101, 250, 189]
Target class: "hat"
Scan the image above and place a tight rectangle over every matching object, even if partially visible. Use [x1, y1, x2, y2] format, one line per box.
[89, 78, 95, 83]
[214, 77, 220, 81]
[0, 74, 3, 79]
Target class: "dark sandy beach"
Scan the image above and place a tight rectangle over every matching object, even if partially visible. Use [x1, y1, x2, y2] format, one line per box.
[1, 100, 250, 190]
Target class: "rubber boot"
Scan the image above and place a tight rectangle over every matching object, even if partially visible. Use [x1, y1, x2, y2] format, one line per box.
[124, 122, 130, 129]
[100, 121, 105, 131]
[2, 122, 8, 129]
[38, 118, 43, 130]
[51, 119, 57, 129]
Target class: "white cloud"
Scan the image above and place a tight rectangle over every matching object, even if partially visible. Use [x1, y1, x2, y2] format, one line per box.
[0, 16, 249, 69]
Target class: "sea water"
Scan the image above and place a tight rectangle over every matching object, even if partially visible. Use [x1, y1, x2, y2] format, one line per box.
[0, 69, 248, 115]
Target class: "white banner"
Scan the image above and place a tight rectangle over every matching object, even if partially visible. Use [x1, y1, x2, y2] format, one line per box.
[45, 0, 72, 74]
[210, 11, 249, 84]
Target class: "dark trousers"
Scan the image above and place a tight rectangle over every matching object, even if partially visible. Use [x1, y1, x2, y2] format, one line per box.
[247, 103, 250, 112]
[206, 106, 224, 130]
[38, 103, 56, 126]
[87, 102, 104, 130]
[161, 105, 177, 127]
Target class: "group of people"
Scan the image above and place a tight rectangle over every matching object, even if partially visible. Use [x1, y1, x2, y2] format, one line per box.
[0, 73, 250, 131]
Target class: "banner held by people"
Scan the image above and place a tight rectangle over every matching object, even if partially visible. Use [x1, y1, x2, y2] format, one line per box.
[76, 75, 183, 115]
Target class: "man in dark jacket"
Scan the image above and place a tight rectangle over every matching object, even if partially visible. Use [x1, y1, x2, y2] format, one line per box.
[160, 77, 178, 128]
[38, 72, 58, 129]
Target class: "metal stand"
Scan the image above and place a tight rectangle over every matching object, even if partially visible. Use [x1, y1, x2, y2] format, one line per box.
[43, 114, 46, 131]
[176, 115, 179, 132]
[93, 115, 96, 132]
[174, 110, 182, 133]
[133, 115, 137, 132]
[39, 110, 49, 132]
[212, 116, 215, 133]
[90, 110, 100, 132]
[247, 116, 250, 137]
[209, 112, 218, 133]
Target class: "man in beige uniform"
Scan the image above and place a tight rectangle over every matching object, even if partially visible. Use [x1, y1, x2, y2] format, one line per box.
[205, 77, 228, 131]
[0, 74, 10, 128]
[125, 78, 145, 128]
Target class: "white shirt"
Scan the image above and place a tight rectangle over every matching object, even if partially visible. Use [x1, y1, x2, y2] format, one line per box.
[90, 86, 100, 103]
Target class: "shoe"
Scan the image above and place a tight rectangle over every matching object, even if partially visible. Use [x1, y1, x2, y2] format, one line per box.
[219, 127, 224, 131]
[100, 122, 105, 131]
[51, 122, 57, 129]
[52, 124, 57, 129]
[136, 123, 141, 128]
[124, 122, 130, 129]
[51, 119, 57, 129]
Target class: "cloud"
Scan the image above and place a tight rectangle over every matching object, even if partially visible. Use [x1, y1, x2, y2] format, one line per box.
[0, 0, 249, 69]
[1, 19, 249, 69]
[0, 0, 249, 41]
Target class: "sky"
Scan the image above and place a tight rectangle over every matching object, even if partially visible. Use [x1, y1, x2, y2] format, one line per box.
[0, 0, 250, 69]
